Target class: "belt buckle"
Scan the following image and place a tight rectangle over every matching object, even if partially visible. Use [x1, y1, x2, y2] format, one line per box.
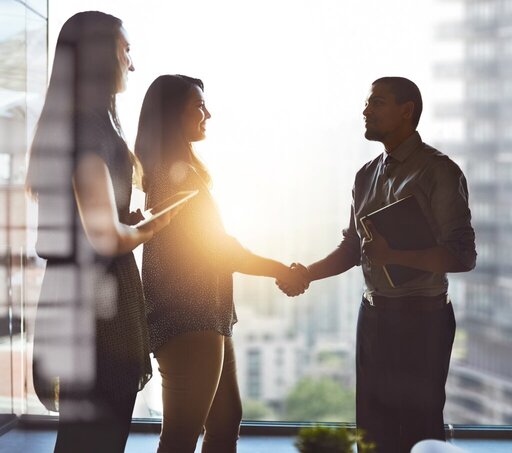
[365, 292, 374, 306]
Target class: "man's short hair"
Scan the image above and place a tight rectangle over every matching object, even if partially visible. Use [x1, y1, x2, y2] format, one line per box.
[373, 77, 423, 128]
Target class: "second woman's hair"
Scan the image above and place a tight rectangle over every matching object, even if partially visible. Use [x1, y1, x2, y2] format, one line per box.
[134, 74, 211, 192]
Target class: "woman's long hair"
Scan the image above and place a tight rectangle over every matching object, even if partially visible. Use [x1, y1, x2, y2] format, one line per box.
[26, 11, 124, 197]
[134, 74, 211, 192]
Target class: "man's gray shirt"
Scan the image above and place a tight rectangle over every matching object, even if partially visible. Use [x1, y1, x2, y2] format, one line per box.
[335, 131, 476, 297]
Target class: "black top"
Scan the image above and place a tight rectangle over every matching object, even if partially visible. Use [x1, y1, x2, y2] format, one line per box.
[332, 131, 476, 297]
[142, 165, 247, 353]
[33, 110, 151, 410]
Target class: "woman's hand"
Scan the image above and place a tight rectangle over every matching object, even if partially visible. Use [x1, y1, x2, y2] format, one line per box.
[73, 154, 185, 255]
[275, 262, 311, 297]
[136, 205, 184, 237]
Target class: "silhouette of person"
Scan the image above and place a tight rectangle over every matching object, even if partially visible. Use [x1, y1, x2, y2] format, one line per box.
[26, 11, 172, 453]
[134, 74, 308, 453]
[278, 77, 476, 453]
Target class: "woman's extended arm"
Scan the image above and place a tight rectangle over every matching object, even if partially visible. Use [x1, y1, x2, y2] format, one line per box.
[234, 250, 307, 290]
[73, 153, 170, 256]
[234, 250, 300, 280]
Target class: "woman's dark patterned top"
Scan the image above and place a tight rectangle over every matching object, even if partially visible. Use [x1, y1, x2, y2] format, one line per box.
[142, 164, 248, 353]
[33, 110, 151, 411]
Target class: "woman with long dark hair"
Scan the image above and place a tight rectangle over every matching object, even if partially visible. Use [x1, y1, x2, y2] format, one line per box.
[26, 11, 171, 452]
[135, 74, 307, 453]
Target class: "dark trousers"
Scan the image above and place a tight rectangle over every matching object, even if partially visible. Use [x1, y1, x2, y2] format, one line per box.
[356, 296, 455, 453]
[54, 389, 137, 453]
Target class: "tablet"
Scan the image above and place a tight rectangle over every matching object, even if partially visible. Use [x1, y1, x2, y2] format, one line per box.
[134, 190, 199, 229]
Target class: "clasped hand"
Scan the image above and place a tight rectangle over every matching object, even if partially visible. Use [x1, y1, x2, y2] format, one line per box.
[361, 220, 393, 266]
[275, 263, 311, 297]
[136, 205, 184, 236]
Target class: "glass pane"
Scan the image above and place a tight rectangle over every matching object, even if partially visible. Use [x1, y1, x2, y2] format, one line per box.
[0, 0, 26, 417]
[25, 0, 48, 18]
[29, 0, 512, 428]
[0, 0, 48, 417]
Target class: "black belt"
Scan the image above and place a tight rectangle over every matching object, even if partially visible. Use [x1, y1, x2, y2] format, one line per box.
[363, 293, 450, 311]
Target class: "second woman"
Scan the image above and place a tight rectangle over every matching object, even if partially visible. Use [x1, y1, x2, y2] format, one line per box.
[135, 74, 307, 453]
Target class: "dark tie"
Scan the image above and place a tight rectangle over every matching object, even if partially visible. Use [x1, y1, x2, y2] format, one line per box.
[384, 154, 395, 176]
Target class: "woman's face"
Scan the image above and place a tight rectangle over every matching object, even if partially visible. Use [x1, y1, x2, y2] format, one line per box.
[180, 85, 211, 143]
[116, 26, 134, 93]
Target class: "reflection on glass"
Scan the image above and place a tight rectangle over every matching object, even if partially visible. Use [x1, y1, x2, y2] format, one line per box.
[2, 0, 510, 427]
[52, 0, 511, 426]
[0, 0, 48, 416]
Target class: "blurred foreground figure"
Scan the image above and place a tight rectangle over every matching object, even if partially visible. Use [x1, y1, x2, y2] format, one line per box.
[26, 11, 171, 453]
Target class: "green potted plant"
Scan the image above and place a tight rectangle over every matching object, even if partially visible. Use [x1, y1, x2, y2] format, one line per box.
[295, 425, 375, 453]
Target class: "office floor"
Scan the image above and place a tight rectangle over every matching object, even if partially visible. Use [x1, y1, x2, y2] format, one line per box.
[1, 429, 512, 453]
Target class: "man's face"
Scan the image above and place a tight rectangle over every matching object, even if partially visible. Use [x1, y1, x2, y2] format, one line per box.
[362, 82, 410, 143]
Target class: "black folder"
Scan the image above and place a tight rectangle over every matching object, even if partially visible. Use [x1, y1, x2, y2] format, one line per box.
[359, 195, 437, 288]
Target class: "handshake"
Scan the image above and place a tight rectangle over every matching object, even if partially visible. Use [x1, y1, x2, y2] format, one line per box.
[275, 263, 311, 297]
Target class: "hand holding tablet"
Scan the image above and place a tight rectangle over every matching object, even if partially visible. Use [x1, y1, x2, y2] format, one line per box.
[134, 190, 199, 229]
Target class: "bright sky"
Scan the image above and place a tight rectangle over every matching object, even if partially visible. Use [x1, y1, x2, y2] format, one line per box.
[48, 0, 444, 259]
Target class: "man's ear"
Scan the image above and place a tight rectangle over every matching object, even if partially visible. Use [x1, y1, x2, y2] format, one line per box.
[402, 101, 415, 121]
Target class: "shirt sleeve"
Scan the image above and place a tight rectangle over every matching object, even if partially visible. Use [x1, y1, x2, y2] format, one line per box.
[331, 185, 362, 268]
[321, 182, 361, 275]
[430, 159, 477, 270]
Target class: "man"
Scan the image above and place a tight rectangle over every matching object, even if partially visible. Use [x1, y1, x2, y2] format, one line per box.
[279, 77, 476, 452]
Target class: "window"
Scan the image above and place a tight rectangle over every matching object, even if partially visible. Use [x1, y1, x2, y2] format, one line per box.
[504, 389, 512, 405]
[0, 0, 47, 416]
[2, 0, 510, 428]
[0, 154, 10, 183]
[470, 121, 495, 142]
[467, 0, 497, 22]
[469, 161, 494, 183]
[453, 396, 484, 413]
[458, 375, 484, 392]
[467, 40, 496, 61]
[469, 80, 499, 102]
[247, 349, 262, 399]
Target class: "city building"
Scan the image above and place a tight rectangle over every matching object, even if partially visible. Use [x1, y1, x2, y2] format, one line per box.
[434, 0, 512, 424]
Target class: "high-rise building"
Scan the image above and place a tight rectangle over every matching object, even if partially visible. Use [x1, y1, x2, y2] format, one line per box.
[234, 306, 306, 415]
[434, 0, 512, 424]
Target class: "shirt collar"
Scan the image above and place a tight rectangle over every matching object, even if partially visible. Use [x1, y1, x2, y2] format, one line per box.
[382, 131, 422, 163]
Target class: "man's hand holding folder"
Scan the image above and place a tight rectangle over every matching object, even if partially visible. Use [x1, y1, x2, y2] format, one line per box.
[361, 220, 392, 267]
[359, 195, 438, 287]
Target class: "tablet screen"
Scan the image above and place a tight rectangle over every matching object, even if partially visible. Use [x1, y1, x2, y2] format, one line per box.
[134, 190, 199, 228]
